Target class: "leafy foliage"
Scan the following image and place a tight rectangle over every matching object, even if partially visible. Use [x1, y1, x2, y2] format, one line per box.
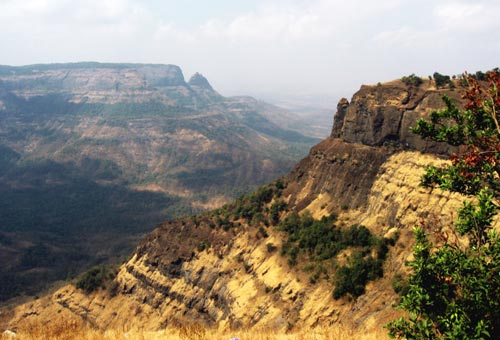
[229, 185, 276, 222]
[278, 212, 392, 299]
[75, 265, 118, 294]
[0, 158, 185, 301]
[203, 180, 286, 237]
[392, 274, 409, 296]
[207, 179, 391, 300]
[333, 251, 384, 299]
[0, 64, 319, 302]
[433, 72, 452, 88]
[388, 70, 500, 339]
[270, 200, 287, 225]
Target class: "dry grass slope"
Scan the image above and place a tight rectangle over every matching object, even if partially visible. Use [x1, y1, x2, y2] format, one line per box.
[0, 319, 388, 340]
[1, 320, 390, 340]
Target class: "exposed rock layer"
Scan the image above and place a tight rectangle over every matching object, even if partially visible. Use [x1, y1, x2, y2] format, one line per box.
[332, 81, 462, 154]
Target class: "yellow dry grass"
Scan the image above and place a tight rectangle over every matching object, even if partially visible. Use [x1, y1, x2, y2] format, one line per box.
[2, 320, 390, 340]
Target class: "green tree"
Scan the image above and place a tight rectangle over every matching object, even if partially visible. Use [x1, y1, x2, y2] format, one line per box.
[433, 72, 451, 88]
[402, 74, 423, 87]
[387, 71, 500, 339]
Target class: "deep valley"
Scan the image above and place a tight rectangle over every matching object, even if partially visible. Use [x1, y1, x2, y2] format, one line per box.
[0, 63, 319, 301]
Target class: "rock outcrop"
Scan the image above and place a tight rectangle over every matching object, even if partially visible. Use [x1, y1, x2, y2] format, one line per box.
[331, 80, 463, 154]
[188, 72, 214, 91]
[285, 138, 391, 212]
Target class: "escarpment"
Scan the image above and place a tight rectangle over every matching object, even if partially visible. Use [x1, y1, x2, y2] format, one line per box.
[331, 81, 462, 154]
[284, 138, 391, 212]
[5, 78, 484, 335]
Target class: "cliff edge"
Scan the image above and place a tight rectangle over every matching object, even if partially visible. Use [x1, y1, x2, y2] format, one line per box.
[332, 79, 462, 154]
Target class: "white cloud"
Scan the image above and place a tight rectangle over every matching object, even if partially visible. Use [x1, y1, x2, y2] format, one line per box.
[193, 0, 404, 42]
[0, 0, 151, 32]
[434, 2, 483, 22]
[201, 6, 326, 41]
[432, 1, 500, 32]
[0, 0, 406, 47]
[154, 22, 196, 43]
[374, 1, 500, 48]
[0, 0, 62, 18]
[372, 26, 430, 48]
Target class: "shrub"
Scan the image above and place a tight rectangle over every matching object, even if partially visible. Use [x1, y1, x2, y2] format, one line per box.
[278, 211, 391, 298]
[107, 280, 120, 297]
[333, 252, 383, 300]
[270, 200, 287, 225]
[391, 274, 408, 296]
[266, 242, 277, 253]
[257, 226, 268, 238]
[275, 179, 285, 190]
[76, 266, 106, 294]
[75, 265, 117, 294]
[216, 216, 232, 231]
[433, 72, 451, 88]
[401, 74, 423, 87]
[342, 224, 373, 247]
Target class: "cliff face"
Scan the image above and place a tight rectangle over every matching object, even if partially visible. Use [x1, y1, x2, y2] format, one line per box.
[332, 81, 462, 154]
[6, 78, 491, 335]
[285, 138, 391, 212]
[0, 63, 189, 103]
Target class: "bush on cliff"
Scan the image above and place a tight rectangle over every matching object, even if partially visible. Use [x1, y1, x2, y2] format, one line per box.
[432, 72, 451, 88]
[388, 70, 500, 339]
[75, 265, 118, 294]
[401, 74, 423, 87]
[278, 212, 391, 299]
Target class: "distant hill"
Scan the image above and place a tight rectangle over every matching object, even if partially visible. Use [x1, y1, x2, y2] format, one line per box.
[249, 92, 338, 139]
[0, 62, 320, 301]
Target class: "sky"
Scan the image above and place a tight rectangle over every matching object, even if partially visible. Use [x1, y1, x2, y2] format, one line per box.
[0, 0, 499, 102]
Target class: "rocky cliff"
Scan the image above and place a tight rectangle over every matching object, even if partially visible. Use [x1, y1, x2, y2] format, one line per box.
[0, 63, 189, 102]
[331, 80, 462, 154]
[6, 78, 495, 336]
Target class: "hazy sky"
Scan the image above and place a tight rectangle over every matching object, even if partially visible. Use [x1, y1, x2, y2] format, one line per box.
[1, 0, 499, 100]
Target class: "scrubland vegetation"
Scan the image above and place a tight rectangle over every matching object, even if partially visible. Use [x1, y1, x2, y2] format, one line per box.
[0, 63, 318, 302]
[194, 180, 395, 302]
[278, 213, 394, 299]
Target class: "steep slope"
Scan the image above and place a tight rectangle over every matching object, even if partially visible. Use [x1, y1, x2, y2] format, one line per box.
[6, 77, 495, 336]
[0, 63, 319, 302]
